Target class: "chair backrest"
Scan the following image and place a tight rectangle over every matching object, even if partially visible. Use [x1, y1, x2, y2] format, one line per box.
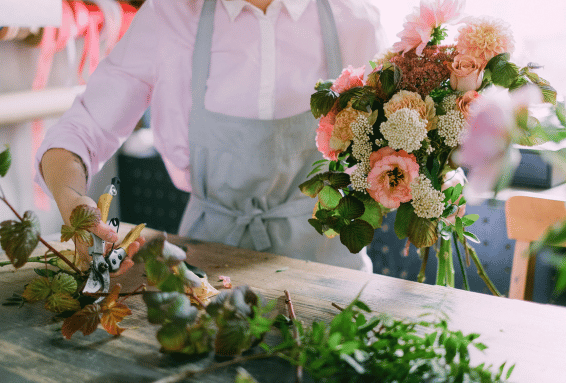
[505, 196, 566, 244]
[505, 195, 566, 300]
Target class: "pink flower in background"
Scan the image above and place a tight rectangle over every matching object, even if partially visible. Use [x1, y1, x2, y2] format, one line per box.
[366, 147, 420, 208]
[393, 0, 465, 56]
[448, 54, 485, 92]
[331, 65, 365, 93]
[315, 108, 340, 161]
[456, 85, 542, 203]
[456, 16, 515, 62]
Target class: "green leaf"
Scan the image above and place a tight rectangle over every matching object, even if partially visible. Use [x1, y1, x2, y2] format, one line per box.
[318, 185, 342, 209]
[51, 273, 78, 295]
[215, 319, 251, 356]
[379, 64, 401, 96]
[340, 219, 374, 253]
[328, 172, 350, 189]
[45, 292, 81, 313]
[394, 203, 415, 240]
[336, 196, 365, 220]
[157, 323, 189, 352]
[408, 216, 438, 248]
[166, 295, 199, 325]
[69, 204, 101, 231]
[308, 218, 324, 235]
[299, 176, 325, 198]
[311, 89, 339, 119]
[0, 146, 11, 177]
[485, 53, 511, 71]
[461, 214, 479, 226]
[0, 211, 41, 269]
[491, 60, 519, 88]
[463, 231, 480, 244]
[22, 277, 52, 302]
[133, 236, 165, 263]
[474, 342, 488, 351]
[357, 194, 383, 229]
[506, 364, 516, 380]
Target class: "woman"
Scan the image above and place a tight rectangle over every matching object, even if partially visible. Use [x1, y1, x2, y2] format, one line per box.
[37, 0, 387, 273]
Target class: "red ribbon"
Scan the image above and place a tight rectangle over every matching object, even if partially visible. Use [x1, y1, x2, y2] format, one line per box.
[31, 1, 137, 210]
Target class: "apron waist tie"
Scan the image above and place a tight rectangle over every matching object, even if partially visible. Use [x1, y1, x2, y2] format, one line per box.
[191, 195, 315, 252]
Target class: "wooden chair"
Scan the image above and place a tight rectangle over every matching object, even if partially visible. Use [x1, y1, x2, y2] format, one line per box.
[505, 196, 566, 300]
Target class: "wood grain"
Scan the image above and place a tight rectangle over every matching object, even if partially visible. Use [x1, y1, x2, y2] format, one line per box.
[1, 225, 566, 382]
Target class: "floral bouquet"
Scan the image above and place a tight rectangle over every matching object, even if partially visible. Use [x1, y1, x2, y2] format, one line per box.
[300, 0, 559, 293]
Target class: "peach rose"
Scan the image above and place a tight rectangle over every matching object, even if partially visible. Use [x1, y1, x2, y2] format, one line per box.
[366, 147, 420, 209]
[456, 90, 481, 120]
[448, 54, 485, 92]
[331, 65, 365, 93]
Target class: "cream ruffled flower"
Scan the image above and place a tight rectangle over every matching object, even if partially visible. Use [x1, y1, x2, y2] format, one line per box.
[384, 90, 437, 131]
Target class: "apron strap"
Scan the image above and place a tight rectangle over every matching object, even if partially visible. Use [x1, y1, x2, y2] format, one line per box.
[316, 0, 343, 78]
[192, 0, 216, 111]
[191, 0, 343, 111]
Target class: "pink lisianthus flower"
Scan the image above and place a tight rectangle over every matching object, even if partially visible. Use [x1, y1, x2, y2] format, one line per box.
[331, 65, 365, 93]
[315, 107, 340, 161]
[366, 147, 420, 209]
[456, 85, 542, 203]
[393, 0, 465, 56]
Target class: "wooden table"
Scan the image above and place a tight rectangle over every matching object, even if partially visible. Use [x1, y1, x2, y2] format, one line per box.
[2, 226, 566, 382]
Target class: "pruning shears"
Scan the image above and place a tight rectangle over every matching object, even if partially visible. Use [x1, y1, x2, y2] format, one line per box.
[83, 177, 145, 299]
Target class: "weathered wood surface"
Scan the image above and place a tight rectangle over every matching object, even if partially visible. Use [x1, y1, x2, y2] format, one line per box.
[1, 226, 566, 382]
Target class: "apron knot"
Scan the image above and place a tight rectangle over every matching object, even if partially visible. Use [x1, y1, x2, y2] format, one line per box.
[225, 199, 272, 252]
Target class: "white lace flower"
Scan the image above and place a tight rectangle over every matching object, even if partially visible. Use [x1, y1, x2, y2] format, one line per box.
[380, 108, 428, 153]
[437, 110, 467, 147]
[410, 174, 445, 219]
[441, 94, 458, 112]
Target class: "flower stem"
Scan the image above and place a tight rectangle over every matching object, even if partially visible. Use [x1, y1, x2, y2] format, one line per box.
[453, 233, 470, 291]
[418, 247, 430, 283]
[466, 242, 503, 297]
[284, 290, 303, 383]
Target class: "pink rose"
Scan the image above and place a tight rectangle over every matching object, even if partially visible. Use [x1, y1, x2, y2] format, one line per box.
[448, 54, 485, 92]
[331, 65, 365, 93]
[456, 90, 481, 120]
[366, 147, 420, 209]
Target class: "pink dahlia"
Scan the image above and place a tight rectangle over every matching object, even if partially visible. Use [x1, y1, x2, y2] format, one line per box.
[456, 16, 515, 62]
[366, 147, 420, 209]
[393, 0, 465, 56]
[331, 65, 365, 93]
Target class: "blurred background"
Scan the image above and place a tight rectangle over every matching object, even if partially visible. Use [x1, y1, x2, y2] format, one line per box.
[1, 0, 565, 304]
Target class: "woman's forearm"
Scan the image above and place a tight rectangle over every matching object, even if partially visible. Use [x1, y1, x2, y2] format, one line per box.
[39, 148, 92, 224]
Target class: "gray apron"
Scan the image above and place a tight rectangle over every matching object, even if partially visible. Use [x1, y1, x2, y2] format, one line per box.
[178, 0, 372, 272]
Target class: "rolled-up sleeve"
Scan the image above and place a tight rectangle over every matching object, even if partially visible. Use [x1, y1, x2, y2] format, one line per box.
[35, 0, 160, 196]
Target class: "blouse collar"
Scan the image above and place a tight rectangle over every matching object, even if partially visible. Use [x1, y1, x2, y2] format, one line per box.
[220, 0, 313, 22]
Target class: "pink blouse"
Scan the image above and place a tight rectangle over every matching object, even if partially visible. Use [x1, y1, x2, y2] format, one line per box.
[35, 0, 387, 194]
